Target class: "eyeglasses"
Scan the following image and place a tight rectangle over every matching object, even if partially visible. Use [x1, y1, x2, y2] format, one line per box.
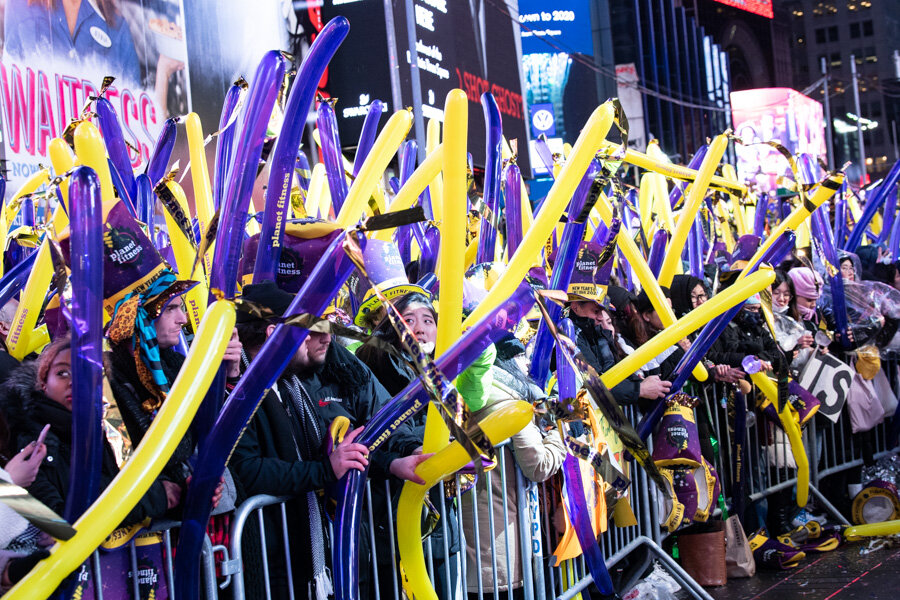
[690, 293, 708, 302]
[840, 264, 856, 276]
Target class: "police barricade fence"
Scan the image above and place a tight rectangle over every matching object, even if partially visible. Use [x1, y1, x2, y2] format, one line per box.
[61, 520, 219, 600]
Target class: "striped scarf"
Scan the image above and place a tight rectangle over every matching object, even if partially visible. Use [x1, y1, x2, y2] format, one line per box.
[108, 271, 179, 411]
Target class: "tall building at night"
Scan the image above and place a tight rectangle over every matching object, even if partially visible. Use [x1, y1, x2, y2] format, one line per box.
[784, 0, 900, 181]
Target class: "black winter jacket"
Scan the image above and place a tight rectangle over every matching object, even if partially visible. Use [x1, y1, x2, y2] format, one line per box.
[0, 363, 169, 525]
[569, 314, 642, 405]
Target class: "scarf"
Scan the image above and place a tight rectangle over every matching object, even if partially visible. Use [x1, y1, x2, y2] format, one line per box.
[107, 271, 191, 412]
[281, 376, 332, 600]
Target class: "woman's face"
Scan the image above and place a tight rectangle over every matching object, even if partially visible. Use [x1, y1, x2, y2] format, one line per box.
[795, 294, 818, 312]
[598, 309, 614, 333]
[402, 306, 437, 346]
[43, 350, 72, 410]
[772, 281, 792, 309]
[690, 284, 708, 309]
[840, 259, 856, 282]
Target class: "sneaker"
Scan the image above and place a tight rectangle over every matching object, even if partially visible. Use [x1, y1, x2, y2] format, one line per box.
[748, 530, 806, 569]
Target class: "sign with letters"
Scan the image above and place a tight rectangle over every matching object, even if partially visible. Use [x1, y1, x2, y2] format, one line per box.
[798, 353, 854, 423]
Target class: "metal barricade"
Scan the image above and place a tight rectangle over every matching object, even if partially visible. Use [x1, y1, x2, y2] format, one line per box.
[65, 521, 218, 600]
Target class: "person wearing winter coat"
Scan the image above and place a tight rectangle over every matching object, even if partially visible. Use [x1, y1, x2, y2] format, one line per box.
[0, 337, 176, 526]
[460, 337, 567, 596]
[231, 282, 426, 600]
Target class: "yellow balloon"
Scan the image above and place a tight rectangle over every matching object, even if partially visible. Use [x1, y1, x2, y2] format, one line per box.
[658, 134, 728, 287]
[639, 173, 655, 236]
[48, 138, 77, 232]
[722, 164, 749, 236]
[306, 163, 332, 220]
[602, 141, 746, 196]
[747, 370, 809, 507]
[373, 144, 443, 242]
[397, 401, 534, 600]
[426, 117, 444, 223]
[0, 167, 50, 278]
[336, 109, 413, 228]
[161, 181, 209, 331]
[73, 121, 114, 202]
[592, 191, 708, 381]
[186, 113, 215, 277]
[645, 142, 676, 233]
[844, 519, 900, 541]
[738, 173, 844, 281]
[600, 269, 775, 388]
[4, 301, 235, 600]
[7, 240, 52, 360]
[714, 198, 736, 252]
[464, 101, 616, 328]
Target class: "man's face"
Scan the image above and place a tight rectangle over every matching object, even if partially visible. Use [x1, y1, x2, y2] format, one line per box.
[570, 301, 604, 327]
[290, 331, 331, 371]
[155, 301, 188, 349]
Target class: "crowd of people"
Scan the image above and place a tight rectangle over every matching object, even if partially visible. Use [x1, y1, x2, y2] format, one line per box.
[1, 189, 899, 598]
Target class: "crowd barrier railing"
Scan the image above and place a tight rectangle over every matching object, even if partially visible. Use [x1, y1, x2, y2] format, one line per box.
[215, 358, 900, 599]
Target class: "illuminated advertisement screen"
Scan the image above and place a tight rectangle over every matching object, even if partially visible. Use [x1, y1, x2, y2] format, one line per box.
[731, 88, 826, 191]
[712, 0, 774, 19]
[324, 0, 529, 172]
[0, 0, 192, 189]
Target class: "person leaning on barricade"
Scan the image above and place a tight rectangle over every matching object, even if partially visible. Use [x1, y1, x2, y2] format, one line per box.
[230, 280, 429, 600]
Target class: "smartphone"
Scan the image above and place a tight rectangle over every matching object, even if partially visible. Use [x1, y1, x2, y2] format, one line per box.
[35, 424, 51, 447]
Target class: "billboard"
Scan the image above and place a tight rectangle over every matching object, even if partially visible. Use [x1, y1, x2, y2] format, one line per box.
[731, 88, 826, 191]
[320, 0, 529, 172]
[518, 1, 594, 56]
[711, 0, 773, 19]
[0, 0, 192, 188]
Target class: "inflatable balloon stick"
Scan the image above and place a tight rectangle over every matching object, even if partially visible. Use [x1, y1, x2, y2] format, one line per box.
[845, 160, 900, 251]
[307, 162, 331, 219]
[254, 16, 350, 282]
[373, 144, 443, 241]
[739, 172, 845, 279]
[7, 240, 52, 360]
[844, 520, 900, 541]
[335, 109, 413, 228]
[422, 90, 468, 456]
[599, 270, 775, 388]
[94, 96, 137, 208]
[476, 92, 503, 264]
[64, 167, 105, 522]
[318, 99, 351, 213]
[658, 134, 728, 287]
[73, 121, 114, 203]
[602, 141, 746, 196]
[185, 113, 215, 275]
[160, 181, 209, 331]
[426, 117, 443, 222]
[398, 401, 534, 600]
[723, 164, 748, 236]
[504, 163, 525, 257]
[464, 101, 616, 328]
[3, 301, 235, 600]
[353, 100, 385, 176]
[590, 191, 708, 381]
[556, 319, 615, 595]
[743, 357, 809, 507]
[48, 138, 76, 224]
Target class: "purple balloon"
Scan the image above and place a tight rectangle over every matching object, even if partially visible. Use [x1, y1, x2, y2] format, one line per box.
[476, 93, 503, 264]
[556, 318, 614, 595]
[418, 225, 441, 275]
[528, 160, 602, 388]
[253, 18, 350, 283]
[687, 218, 703, 277]
[214, 82, 244, 211]
[318, 99, 349, 213]
[754, 193, 769, 238]
[106, 157, 137, 217]
[835, 182, 848, 247]
[210, 51, 288, 297]
[134, 174, 155, 234]
[95, 97, 137, 207]
[504, 163, 524, 257]
[332, 282, 534, 600]
[845, 159, 900, 251]
[352, 100, 384, 178]
[395, 140, 419, 263]
[648, 229, 669, 278]
[176, 231, 360, 598]
[146, 118, 177, 186]
[64, 167, 105, 521]
[533, 136, 555, 177]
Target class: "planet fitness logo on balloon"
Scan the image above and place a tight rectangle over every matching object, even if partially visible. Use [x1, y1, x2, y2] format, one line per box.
[277, 247, 305, 278]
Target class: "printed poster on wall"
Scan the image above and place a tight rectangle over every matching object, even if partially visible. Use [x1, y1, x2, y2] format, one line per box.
[0, 0, 192, 190]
